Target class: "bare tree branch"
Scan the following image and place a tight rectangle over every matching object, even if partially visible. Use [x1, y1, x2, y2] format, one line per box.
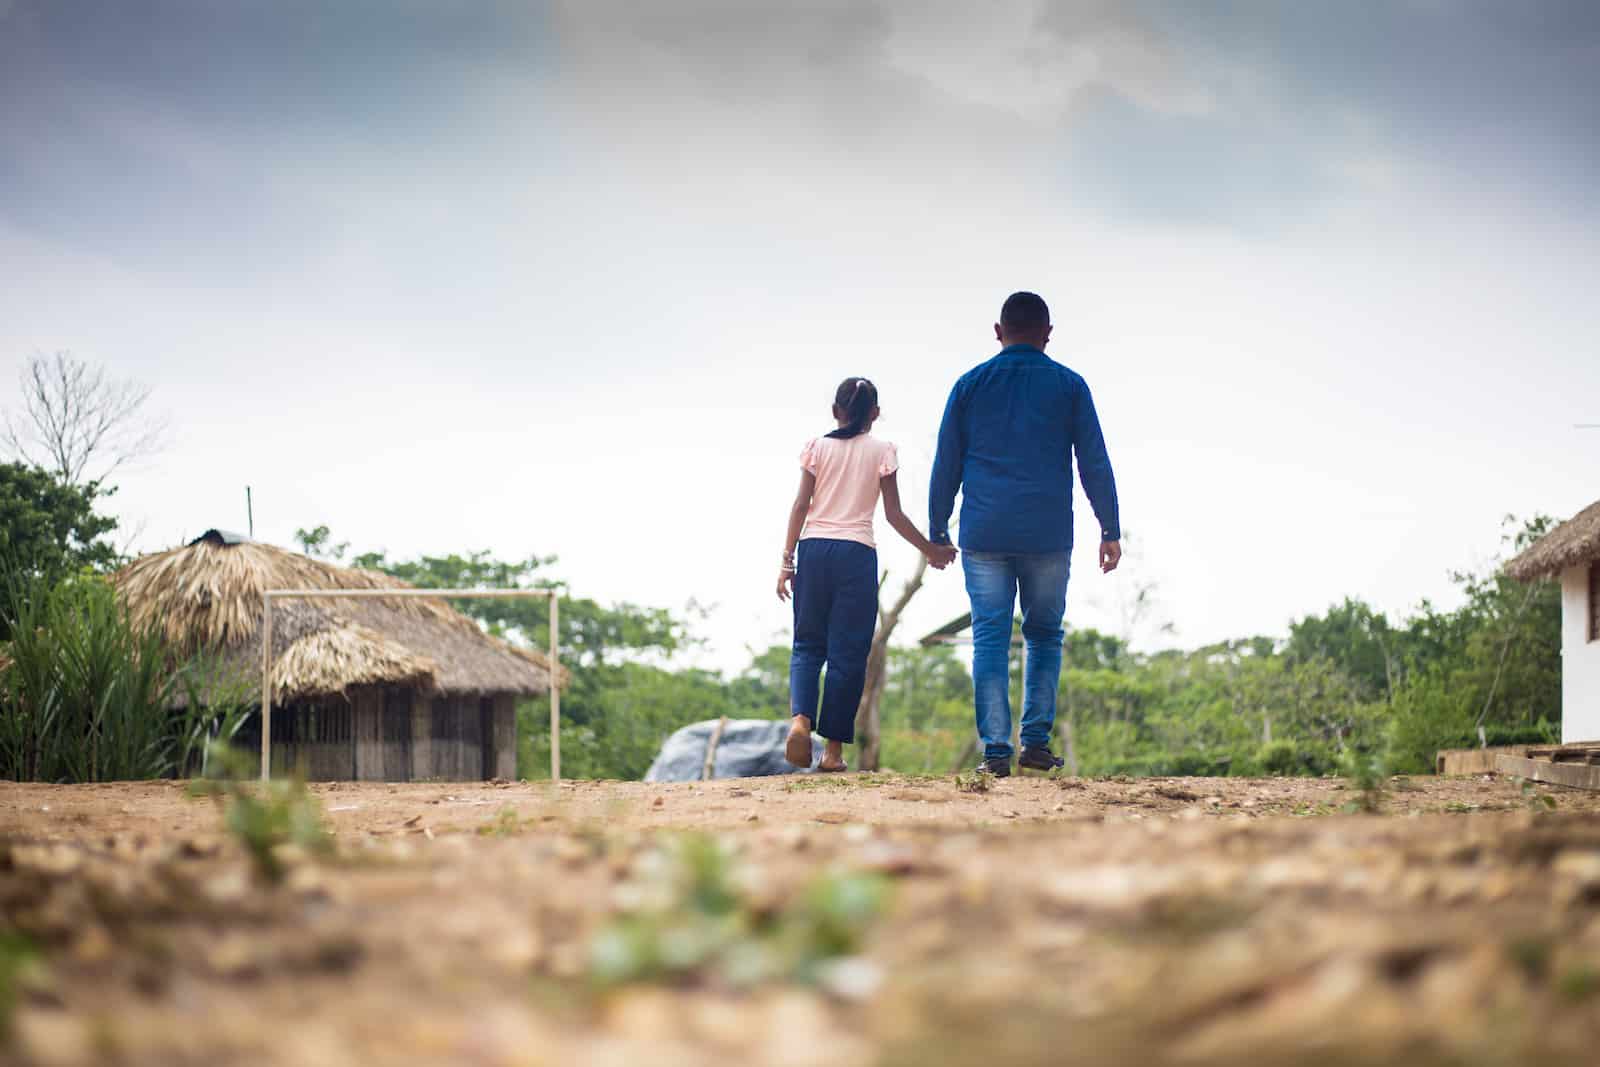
[1, 351, 167, 487]
[853, 554, 930, 771]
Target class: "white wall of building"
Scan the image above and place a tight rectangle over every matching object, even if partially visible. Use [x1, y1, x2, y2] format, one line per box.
[1561, 564, 1600, 744]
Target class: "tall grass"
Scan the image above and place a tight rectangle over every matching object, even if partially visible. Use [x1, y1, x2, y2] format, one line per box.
[0, 569, 251, 782]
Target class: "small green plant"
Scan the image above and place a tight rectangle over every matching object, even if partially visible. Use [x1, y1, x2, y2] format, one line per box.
[587, 833, 888, 990]
[0, 932, 39, 1043]
[1290, 802, 1338, 817]
[478, 805, 522, 837]
[189, 744, 332, 882]
[1519, 780, 1558, 813]
[953, 770, 991, 794]
[1505, 935, 1553, 980]
[1558, 963, 1599, 1002]
[1339, 748, 1387, 813]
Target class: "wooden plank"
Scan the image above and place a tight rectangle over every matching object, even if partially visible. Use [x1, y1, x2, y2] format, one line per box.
[1524, 744, 1600, 764]
[410, 690, 433, 782]
[491, 694, 516, 781]
[352, 688, 384, 781]
[1436, 746, 1528, 775]
[1494, 754, 1600, 791]
[382, 690, 412, 781]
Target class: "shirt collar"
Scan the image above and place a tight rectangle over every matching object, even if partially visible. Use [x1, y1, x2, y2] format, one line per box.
[996, 344, 1047, 359]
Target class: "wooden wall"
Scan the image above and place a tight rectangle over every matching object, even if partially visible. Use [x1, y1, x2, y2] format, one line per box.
[263, 687, 517, 782]
[265, 699, 355, 781]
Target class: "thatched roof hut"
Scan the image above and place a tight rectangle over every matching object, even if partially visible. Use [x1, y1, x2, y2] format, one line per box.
[114, 530, 561, 780]
[1503, 498, 1600, 745]
[1505, 500, 1600, 582]
[115, 530, 559, 703]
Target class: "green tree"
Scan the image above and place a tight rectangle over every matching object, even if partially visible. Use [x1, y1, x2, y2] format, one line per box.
[0, 463, 119, 604]
[1286, 598, 1397, 701]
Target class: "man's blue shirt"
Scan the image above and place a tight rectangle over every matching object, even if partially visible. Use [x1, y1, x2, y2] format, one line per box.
[928, 345, 1120, 554]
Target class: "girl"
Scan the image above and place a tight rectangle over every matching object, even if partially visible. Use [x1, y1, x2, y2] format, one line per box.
[777, 377, 957, 771]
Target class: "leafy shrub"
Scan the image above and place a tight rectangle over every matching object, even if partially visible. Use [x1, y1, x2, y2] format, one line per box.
[0, 569, 253, 783]
[1257, 740, 1299, 777]
[1383, 671, 1475, 775]
[1340, 747, 1388, 813]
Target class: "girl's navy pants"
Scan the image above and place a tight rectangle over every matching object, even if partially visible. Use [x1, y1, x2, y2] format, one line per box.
[789, 537, 877, 743]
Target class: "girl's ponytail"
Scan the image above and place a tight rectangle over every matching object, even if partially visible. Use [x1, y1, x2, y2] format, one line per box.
[825, 377, 878, 440]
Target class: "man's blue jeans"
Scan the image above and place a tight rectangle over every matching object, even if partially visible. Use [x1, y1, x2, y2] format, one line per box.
[963, 550, 1071, 761]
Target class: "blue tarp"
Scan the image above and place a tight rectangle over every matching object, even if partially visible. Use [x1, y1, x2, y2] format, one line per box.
[644, 718, 821, 782]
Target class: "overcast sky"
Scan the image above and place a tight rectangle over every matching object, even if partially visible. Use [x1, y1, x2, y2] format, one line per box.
[3, 0, 1598, 671]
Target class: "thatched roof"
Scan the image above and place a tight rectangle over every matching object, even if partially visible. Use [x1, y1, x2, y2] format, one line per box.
[1505, 499, 1600, 581]
[113, 531, 562, 703]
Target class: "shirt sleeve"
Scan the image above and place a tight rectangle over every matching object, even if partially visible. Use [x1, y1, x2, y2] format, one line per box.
[1071, 382, 1121, 542]
[927, 382, 965, 545]
[877, 441, 899, 478]
[799, 438, 819, 474]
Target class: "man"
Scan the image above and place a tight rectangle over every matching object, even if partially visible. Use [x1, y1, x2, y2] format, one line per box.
[929, 291, 1121, 776]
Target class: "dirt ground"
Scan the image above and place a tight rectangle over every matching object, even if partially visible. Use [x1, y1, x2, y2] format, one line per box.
[5, 771, 1600, 1066]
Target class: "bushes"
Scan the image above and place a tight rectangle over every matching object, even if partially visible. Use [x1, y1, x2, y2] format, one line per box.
[0, 570, 249, 782]
[1382, 672, 1476, 775]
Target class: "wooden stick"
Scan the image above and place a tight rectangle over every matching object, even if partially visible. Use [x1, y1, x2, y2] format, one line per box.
[702, 716, 729, 781]
[262, 588, 558, 600]
[549, 592, 560, 784]
[260, 593, 273, 781]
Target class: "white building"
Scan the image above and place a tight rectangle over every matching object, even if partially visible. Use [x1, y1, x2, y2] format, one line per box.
[1506, 500, 1600, 744]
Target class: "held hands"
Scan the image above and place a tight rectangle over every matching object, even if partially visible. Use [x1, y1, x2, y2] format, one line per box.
[924, 543, 958, 570]
[1099, 540, 1122, 573]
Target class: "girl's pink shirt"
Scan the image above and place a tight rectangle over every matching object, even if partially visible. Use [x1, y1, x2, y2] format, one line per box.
[799, 433, 899, 548]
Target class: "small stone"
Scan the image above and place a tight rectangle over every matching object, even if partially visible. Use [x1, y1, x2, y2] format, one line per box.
[607, 988, 682, 1041]
[815, 956, 884, 1001]
[687, 996, 756, 1047]
[71, 925, 114, 965]
[652, 796, 665, 808]
[205, 934, 264, 979]
[201, 867, 252, 904]
[13, 844, 82, 876]
[14, 1012, 91, 1066]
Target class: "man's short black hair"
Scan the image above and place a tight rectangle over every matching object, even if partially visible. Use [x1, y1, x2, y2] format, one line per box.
[999, 291, 1050, 333]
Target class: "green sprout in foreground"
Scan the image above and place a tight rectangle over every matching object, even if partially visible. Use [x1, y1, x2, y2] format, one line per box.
[189, 744, 332, 883]
[0, 932, 40, 1043]
[587, 834, 889, 991]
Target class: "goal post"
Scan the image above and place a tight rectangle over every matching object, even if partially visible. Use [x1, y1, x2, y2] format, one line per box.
[259, 587, 561, 783]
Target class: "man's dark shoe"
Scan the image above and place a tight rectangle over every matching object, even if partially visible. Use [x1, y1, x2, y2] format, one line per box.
[975, 757, 1012, 777]
[1018, 745, 1066, 773]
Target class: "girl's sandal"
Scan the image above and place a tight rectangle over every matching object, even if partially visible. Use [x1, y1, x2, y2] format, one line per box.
[816, 759, 849, 773]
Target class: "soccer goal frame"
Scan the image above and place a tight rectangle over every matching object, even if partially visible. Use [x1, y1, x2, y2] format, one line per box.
[259, 588, 561, 783]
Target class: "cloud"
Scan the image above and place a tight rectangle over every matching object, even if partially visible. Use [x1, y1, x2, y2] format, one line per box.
[0, 0, 551, 269]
